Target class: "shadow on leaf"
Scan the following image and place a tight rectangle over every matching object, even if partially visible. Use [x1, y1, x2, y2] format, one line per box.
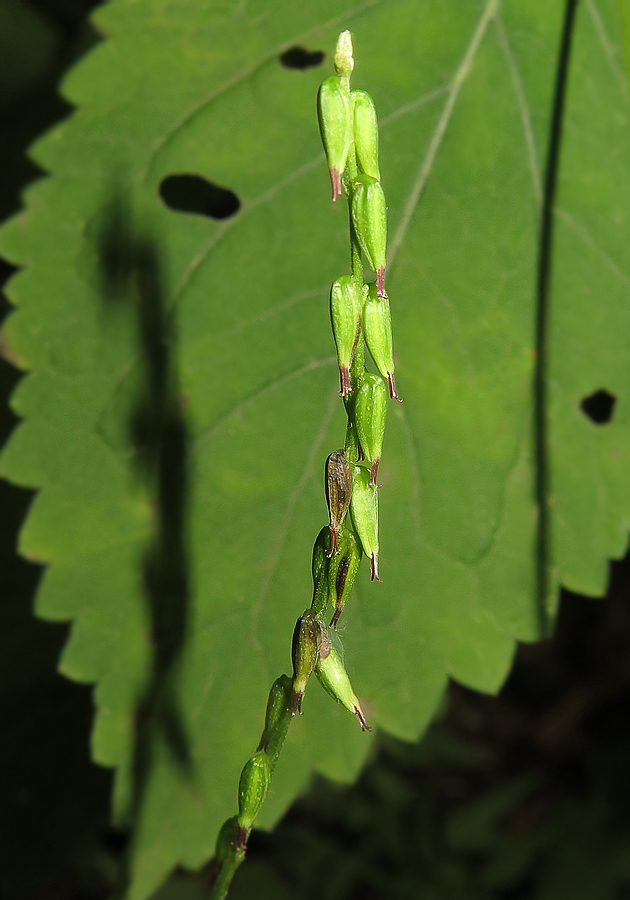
[97, 187, 194, 893]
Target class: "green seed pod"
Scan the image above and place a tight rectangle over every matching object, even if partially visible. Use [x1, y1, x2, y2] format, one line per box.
[257, 674, 292, 756]
[351, 175, 387, 296]
[237, 751, 272, 842]
[318, 76, 354, 202]
[291, 609, 322, 715]
[315, 643, 371, 731]
[334, 29, 354, 80]
[328, 525, 362, 630]
[214, 815, 243, 862]
[355, 372, 387, 487]
[310, 525, 331, 620]
[350, 464, 380, 581]
[330, 275, 363, 398]
[363, 284, 400, 400]
[352, 90, 380, 181]
[325, 449, 353, 556]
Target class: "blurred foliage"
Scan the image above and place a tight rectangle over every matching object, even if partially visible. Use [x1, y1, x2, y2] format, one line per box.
[231, 554, 630, 900]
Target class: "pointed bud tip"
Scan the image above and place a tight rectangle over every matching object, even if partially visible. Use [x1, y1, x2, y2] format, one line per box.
[369, 458, 380, 487]
[334, 30, 354, 78]
[370, 553, 381, 582]
[291, 690, 303, 716]
[330, 168, 343, 201]
[236, 824, 249, 850]
[388, 372, 402, 402]
[340, 366, 353, 398]
[377, 268, 386, 297]
[331, 607, 341, 630]
[354, 706, 372, 732]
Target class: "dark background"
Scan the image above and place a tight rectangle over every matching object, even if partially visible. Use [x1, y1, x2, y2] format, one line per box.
[3, 3, 630, 898]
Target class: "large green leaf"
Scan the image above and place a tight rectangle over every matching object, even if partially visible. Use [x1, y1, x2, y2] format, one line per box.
[1, 0, 628, 896]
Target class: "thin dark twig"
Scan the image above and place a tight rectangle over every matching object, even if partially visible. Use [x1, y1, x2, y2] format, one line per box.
[535, 0, 580, 638]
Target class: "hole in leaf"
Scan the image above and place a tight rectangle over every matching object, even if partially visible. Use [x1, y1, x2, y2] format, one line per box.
[580, 389, 616, 425]
[159, 175, 240, 220]
[279, 46, 325, 70]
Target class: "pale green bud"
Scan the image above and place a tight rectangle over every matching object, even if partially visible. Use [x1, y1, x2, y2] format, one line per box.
[355, 372, 387, 487]
[237, 751, 271, 843]
[351, 175, 387, 296]
[330, 275, 363, 397]
[315, 643, 371, 731]
[350, 464, 380, 581]
[291, 609, 322, 715]
[334, 30, 354, 80]
[363, 284, 400, 400]
[352, 90, 380, 180]
[328, 525, 362, 630]
[257, 674, 292, 759]
[311, 526, 331, 620]
[325, 449, 354, 556]
[318, 76, 353, 201]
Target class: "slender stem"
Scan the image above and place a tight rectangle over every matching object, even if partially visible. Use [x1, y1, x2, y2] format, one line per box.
[345, 147, 362, 284]
[209, 849, 246, 900]
[342, 147, 366, 463]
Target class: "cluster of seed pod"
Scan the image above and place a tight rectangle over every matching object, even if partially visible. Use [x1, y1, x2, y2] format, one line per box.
[287, 29, 405, 733]
[287, 27, 402, 734]
[211, 32, 395, 897]
[322, 30, 401, 569]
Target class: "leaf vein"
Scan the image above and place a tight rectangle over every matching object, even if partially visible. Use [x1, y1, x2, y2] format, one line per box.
[143, 0, 382, 180]
[495, 11, 542, 208]
[249, 386, 339, 666]
[388, 0, 501, 271]
[586, 0, 627, 95]
[193, 356, 336, 450]
[555, 205, 630, 286]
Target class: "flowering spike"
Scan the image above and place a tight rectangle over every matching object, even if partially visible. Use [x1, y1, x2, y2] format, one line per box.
[212, 36, 398, 899]
[325, 449, 353, 556]
[315, 643, 371, 731]
[354, 372, 387, 486]
[351, 175, 387, 293]
[330, 276, 363, 397]
[317, 76, 354, 201]
[352, 89, 380, 180]
[350, 464, 380, 581]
